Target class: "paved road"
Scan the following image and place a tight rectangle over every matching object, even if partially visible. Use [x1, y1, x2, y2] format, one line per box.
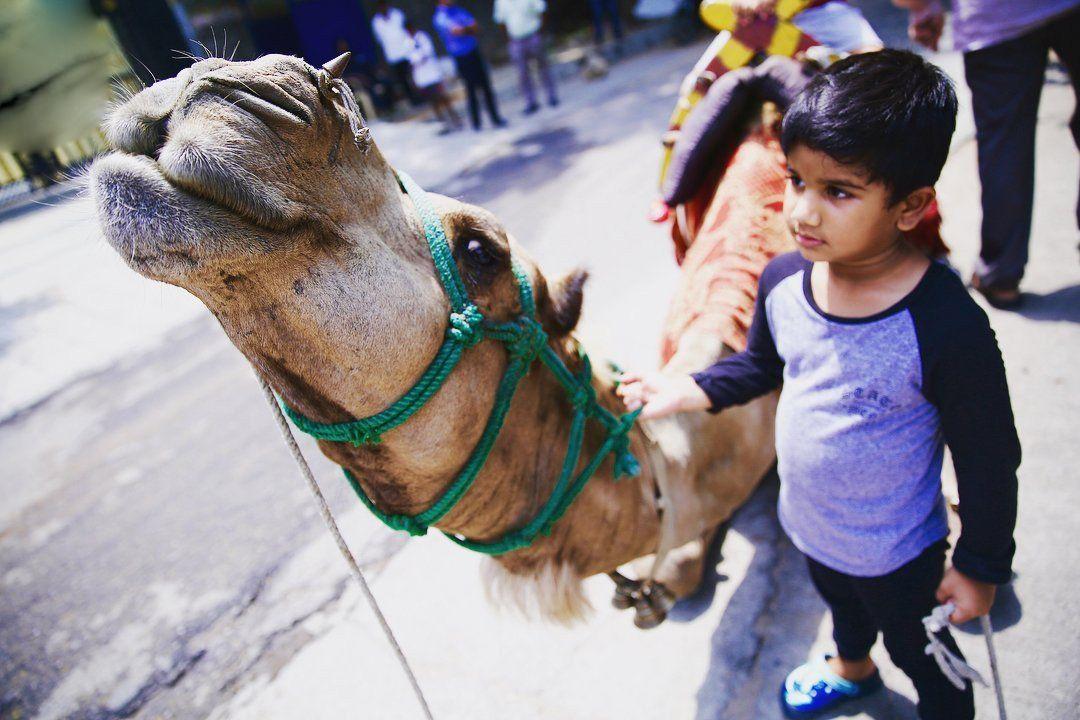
[2, 3, 1078, 718]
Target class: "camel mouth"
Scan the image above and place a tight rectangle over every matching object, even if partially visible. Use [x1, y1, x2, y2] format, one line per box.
[155, 123, 296, 232]
[92, 151, 229, 278]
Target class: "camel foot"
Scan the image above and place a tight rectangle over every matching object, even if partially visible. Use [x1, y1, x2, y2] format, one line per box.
[612, 585, 636, 610]
[607, 572, 674, 627]
[632, 582, 675, 629]
[608, 571, 642, 610]
[633, 601, 665, 629]
[634, 522, 726, 601]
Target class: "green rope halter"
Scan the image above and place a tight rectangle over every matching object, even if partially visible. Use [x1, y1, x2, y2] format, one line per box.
[278, 170, 641, 555]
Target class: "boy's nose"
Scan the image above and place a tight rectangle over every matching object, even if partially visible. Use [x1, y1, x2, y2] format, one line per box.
[790, 193, 821, 227]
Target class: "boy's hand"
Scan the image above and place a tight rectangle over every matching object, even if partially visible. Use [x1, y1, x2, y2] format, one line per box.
[936, 567, 996, 623]
[616, 371, 711, 419]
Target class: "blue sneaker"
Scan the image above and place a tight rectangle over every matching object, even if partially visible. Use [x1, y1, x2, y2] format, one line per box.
[780, 656, 883, 718]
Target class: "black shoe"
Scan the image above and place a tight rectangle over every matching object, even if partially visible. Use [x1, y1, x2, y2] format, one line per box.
[548, 97, 559, 107]
[523, 103, 539, 115]
[493, 118, 508, 128]
[970, 274, 1023, 310]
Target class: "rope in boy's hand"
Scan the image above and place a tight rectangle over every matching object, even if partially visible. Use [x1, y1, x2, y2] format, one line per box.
[922, 603, 988, 690]
[923, 602, 1008, 718]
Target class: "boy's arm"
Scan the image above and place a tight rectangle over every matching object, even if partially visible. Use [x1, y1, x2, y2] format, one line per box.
[918, 291, 1020, 585]
[690, 268, 785, 412]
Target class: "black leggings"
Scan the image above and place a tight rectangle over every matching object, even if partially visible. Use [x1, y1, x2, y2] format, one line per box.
[806, 540, 975, 720]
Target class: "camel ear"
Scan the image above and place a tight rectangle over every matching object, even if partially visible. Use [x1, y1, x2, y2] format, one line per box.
[322, 52, 351, 78]
[539, 268, 588, 336]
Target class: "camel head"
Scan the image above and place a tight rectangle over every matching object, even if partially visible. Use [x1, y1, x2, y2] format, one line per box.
[91, 53, 395, 285]
[90, 54, 604, 556]
[91, 50, 587, 367]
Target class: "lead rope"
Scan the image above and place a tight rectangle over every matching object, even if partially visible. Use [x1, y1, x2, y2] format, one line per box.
[922, 602, 1006, 720]
[981, 613, 1007, 720]
[256, 374, 436, 720]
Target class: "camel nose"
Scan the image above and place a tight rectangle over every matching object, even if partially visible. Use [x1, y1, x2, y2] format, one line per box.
[103, 67, 194, 158]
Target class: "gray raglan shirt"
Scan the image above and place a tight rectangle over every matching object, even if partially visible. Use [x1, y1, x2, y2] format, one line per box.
[692, 253, 1020, 582]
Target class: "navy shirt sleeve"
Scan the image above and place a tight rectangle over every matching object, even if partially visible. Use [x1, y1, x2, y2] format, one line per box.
[690, 252, 805, 412]
[910, 264, 1021, 585]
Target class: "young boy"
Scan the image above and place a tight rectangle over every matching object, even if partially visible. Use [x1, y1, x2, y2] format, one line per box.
[619, 50, 1019, 719]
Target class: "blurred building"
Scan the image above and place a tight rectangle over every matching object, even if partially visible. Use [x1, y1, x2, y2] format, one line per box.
[0, 0, 133, 194]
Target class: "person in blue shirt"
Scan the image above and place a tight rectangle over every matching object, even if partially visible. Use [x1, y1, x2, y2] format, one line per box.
[433, 0, 507, 130]
[619, 50, 1019, 720]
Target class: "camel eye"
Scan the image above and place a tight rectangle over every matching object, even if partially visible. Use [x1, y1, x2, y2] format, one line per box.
[464, 238, 494, 266]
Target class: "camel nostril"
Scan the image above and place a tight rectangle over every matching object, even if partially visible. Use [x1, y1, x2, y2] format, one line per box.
[104, 70, 190, 157]
[105, 111, 169, 157]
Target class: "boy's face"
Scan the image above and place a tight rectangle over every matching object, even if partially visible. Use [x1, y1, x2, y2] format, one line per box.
[783, 144, 913, 264]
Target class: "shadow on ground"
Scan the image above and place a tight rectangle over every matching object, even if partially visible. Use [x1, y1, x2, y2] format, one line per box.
[1017, 283, 1080, 323]
[0, 294, 56, 359]
[435, 126, 597, 205]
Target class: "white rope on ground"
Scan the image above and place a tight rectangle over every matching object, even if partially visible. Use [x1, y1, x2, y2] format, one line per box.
[922, 602, 1007, 720]
[256, 375, 436, 720]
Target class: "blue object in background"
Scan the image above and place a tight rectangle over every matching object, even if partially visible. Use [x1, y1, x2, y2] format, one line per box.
[287, 0, 377, 67]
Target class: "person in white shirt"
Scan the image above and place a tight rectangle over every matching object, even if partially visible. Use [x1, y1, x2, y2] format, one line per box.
[371, 2, 420, 108]
[406, 20, 463, 133]
[493, 0, 558, 114]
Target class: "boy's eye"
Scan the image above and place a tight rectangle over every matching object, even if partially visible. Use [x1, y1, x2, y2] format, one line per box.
[787, 173, 804, 189]
[827, 186, 851, 199]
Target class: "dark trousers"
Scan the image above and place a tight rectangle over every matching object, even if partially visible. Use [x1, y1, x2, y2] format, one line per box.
[509, 32, 557, 107]
[806, 541, 974, 720]
[965, 6, 1080, 287]
[587, 0, 623, 44]
[453, 50, 504, 130]
[389, 59, 420, 106]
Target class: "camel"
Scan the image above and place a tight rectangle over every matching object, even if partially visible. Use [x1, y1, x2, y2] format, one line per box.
[90, 52, 778, 627]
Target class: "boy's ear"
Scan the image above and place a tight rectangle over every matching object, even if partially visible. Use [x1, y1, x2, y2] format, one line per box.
[896, 187, 937, 232]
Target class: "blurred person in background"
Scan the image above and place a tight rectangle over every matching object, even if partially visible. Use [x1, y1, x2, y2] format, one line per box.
[433, 0, 507, 130]
[896, 0, 1080, 309]
[494, 0, 559, 114]
[372, 1, 421, 110]
[406, 20, 464, 134]
[587, 0, 624, 49]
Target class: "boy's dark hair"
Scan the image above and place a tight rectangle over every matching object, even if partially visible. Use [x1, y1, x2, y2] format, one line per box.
[780, 49, 958, 203]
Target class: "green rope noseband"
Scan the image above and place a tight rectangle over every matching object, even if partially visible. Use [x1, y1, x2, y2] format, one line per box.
[278, 170, 641, 555]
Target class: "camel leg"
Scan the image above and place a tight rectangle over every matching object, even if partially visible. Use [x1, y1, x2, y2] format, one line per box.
[618, 522, 727, 628]
[649, 521, 726, 598]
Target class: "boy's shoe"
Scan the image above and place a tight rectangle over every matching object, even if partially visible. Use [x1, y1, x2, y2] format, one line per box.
[780, 656, 883, 718]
